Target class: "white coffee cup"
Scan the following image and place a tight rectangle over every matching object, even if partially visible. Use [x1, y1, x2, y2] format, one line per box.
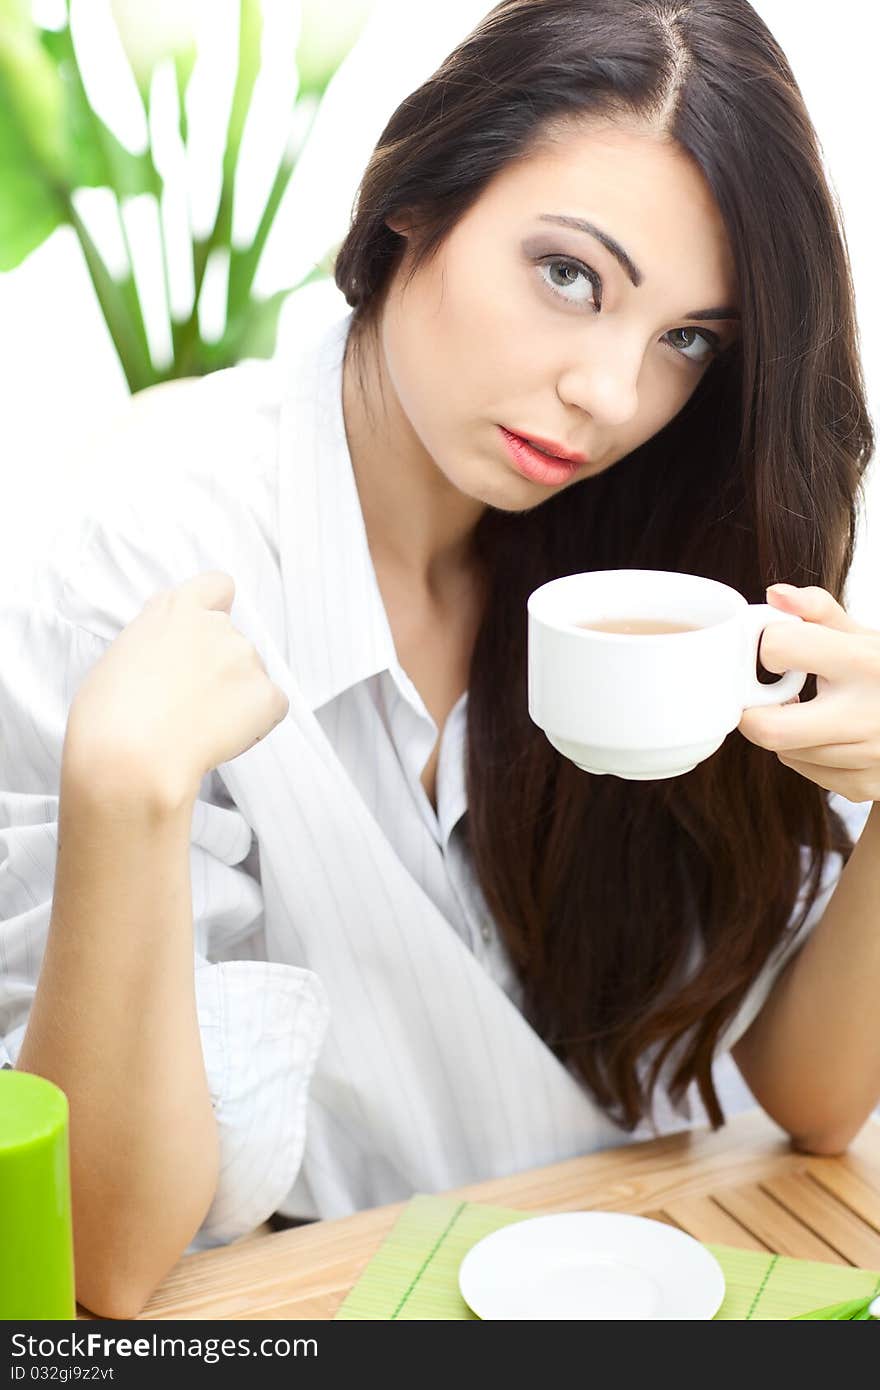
[527, 569, 807, 780]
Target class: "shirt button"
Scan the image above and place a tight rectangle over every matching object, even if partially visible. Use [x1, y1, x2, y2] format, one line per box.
[480, 921, 492, 943]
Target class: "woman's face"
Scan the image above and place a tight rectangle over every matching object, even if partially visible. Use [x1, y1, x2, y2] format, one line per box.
[380, 120, 740, 511]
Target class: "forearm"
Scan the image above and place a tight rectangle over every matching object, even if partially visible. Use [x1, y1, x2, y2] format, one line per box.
[17, 754, 219, 1319]
[733, 802, 880, 1152]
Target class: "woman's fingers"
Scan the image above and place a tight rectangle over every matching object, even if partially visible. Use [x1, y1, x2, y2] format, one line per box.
[739, 690, 868, 752]
[758, 616, 879, 681]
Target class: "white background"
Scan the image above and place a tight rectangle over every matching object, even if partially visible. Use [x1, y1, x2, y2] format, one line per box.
[0, 0, 876, 616]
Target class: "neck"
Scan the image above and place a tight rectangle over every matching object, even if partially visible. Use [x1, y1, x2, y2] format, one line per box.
[341, 315, 486, 601]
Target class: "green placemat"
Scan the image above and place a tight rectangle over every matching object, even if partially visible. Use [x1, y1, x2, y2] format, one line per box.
[334, 1195, 880, 1320]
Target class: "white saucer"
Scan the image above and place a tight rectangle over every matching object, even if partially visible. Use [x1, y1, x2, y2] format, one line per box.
[458, 1212, 726, 1320]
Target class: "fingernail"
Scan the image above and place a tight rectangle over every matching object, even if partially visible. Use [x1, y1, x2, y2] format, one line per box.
[768, 583, 797, 596]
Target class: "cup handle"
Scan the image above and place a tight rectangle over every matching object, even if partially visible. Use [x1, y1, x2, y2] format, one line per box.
[741, 603, 808, 708]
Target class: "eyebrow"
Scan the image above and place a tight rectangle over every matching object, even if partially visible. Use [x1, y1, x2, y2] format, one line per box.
[537, 213, 740, 321]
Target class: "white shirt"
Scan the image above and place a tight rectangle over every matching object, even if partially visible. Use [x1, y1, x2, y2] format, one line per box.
[0, 301, 871, 1250]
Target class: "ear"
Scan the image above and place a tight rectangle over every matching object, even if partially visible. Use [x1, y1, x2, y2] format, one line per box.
[385, 211, 413, 237]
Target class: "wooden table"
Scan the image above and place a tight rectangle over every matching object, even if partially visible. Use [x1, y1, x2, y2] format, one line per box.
[82, 1108, 880, 1320]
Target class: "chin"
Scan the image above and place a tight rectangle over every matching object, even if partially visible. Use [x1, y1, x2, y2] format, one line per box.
[468, 473, 561, 514]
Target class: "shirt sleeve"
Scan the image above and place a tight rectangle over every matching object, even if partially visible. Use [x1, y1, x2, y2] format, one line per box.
[0, 596, 329, 1249]
[714, 793, 874, 1058]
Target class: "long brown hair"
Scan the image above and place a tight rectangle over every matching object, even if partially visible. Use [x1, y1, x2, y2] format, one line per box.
[334, 0, 873, 1128]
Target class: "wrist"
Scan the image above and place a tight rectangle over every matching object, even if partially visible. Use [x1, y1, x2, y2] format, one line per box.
[60, 727, 200, 823]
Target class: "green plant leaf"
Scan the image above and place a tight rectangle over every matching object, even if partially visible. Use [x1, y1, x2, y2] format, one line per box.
[225, 0, 262, 190]
[109, 0, 197, 96]
[225, 95, 321, 324]
[40, 26, 160, 198]
[191, 289, 288, 375]
[0, 0, 67, 176]
[184, 263, 327, 376]
[0, 102, 63, 269]
[66, 197, 156, 393]
[174, 45, 196, 145]
[295, 0, 375, 99]
[226, 288, 291, 362]
[0, 3, 67, 267]
[185, 0, 263, 358]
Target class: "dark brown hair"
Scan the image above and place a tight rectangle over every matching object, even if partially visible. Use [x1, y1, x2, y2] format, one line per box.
[334, 0, 873, 1128]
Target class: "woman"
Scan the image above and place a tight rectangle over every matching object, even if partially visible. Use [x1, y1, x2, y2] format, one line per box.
[0, 0, 877, 1319]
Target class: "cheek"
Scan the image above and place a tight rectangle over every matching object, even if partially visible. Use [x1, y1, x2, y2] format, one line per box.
[429, 238, 558, 386]
[381, 286, 485, 447]
[391, 268, 527, 420]
[631, 354, 703, 441]
[590, 359, 701, 472]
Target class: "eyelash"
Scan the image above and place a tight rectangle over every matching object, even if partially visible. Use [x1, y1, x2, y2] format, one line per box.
[535, 255, 723, 365]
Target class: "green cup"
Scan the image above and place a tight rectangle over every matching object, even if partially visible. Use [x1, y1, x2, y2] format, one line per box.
[0, 1069, 76, 1319]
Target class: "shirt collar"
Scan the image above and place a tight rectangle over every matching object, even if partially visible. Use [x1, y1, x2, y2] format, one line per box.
[278, 305, 400, 711]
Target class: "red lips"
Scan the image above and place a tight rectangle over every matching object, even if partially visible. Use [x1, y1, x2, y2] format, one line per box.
[507, 430, 588, 465]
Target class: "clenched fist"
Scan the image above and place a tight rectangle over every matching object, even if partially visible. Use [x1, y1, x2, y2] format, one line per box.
[63, 571, 289, 811]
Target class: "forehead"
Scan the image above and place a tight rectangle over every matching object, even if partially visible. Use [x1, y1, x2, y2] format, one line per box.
[474, 120, 737, 299]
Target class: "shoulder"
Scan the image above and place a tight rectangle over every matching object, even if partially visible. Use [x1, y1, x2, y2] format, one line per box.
[38, 362, 288, 642]
[99, 363, 283, 468]
[84, 361, 287, 546]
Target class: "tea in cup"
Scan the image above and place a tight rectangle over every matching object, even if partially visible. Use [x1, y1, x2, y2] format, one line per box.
[527, 569, 806, 780]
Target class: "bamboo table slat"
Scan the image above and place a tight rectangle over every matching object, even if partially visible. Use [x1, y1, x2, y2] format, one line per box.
[78, 1108, 880, 1320]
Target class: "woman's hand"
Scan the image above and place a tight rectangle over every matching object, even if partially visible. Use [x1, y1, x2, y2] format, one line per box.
[64, 570, 290, 809]
[738, 583, 880, 803]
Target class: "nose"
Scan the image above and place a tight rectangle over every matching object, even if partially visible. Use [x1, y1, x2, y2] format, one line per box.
[555, 337, 642, 427]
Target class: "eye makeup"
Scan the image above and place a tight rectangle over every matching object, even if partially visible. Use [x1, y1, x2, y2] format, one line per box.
[521, 231, 740, 362]
[536, 254, 603, 310]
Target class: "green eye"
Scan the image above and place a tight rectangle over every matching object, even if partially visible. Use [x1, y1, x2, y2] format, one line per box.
[538, 257, 602, 310]
[664, 326, 719, 363]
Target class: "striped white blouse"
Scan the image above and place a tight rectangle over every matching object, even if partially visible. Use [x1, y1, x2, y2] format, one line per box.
[0, 302, 871, 1251]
